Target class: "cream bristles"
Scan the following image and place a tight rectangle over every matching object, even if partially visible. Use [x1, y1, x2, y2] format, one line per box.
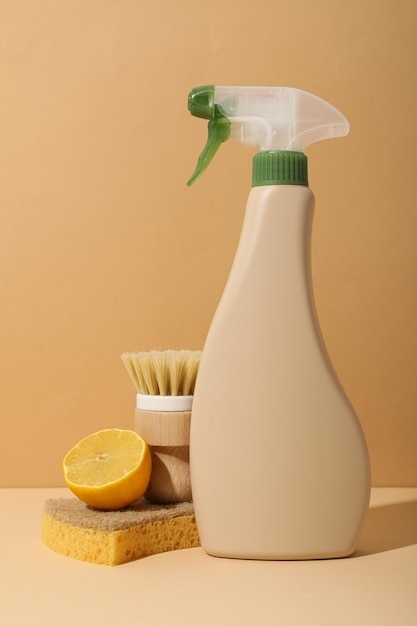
[121, 350, 202, 396]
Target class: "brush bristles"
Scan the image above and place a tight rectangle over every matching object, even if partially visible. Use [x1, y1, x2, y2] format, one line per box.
[121, 350, 202, 396]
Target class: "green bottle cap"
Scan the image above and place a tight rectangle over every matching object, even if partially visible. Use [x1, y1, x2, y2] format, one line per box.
[252, 151, 308, 187]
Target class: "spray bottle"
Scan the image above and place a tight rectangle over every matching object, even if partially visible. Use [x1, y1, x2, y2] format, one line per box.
[187, 85, 371, 560]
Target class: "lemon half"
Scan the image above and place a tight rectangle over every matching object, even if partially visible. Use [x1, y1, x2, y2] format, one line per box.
[63, 428, 152, 510]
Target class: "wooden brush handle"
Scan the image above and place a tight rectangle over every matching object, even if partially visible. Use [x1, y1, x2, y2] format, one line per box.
[135, 409, 190, 446]
[135, 409, 192, 504]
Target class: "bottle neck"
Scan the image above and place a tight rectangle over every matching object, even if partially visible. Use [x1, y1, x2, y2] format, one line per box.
[252, 151, 308, 187]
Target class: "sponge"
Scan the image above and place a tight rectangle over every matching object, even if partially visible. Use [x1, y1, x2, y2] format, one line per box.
[42, 497, 200, 566]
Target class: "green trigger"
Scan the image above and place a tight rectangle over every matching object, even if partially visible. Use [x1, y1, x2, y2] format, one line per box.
[187, 106, 230, 186]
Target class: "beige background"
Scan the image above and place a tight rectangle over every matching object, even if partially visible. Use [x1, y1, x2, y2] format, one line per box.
[0, 0, 416, 487]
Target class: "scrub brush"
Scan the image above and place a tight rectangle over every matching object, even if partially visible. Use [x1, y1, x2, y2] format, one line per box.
[121, 350, 201, 504]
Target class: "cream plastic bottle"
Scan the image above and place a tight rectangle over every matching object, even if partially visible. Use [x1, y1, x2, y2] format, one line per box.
[187, 86, 371, 560]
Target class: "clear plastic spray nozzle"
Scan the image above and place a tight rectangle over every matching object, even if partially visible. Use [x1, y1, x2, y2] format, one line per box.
[187, 85, 350, 185]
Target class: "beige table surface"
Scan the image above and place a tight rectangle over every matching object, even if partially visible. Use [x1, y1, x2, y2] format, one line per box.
[1, 487, 416, 625]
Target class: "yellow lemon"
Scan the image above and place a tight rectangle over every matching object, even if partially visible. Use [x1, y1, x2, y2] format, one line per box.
[63, 428, 152, 510]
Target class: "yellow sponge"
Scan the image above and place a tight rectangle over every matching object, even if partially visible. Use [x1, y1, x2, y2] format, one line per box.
[42, 497, 200, 566]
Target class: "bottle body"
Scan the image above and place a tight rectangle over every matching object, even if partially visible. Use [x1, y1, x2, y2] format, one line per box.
[190, 185, 371, 559]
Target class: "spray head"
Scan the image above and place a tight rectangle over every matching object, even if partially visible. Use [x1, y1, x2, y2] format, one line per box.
[187, 85, 350, 185]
